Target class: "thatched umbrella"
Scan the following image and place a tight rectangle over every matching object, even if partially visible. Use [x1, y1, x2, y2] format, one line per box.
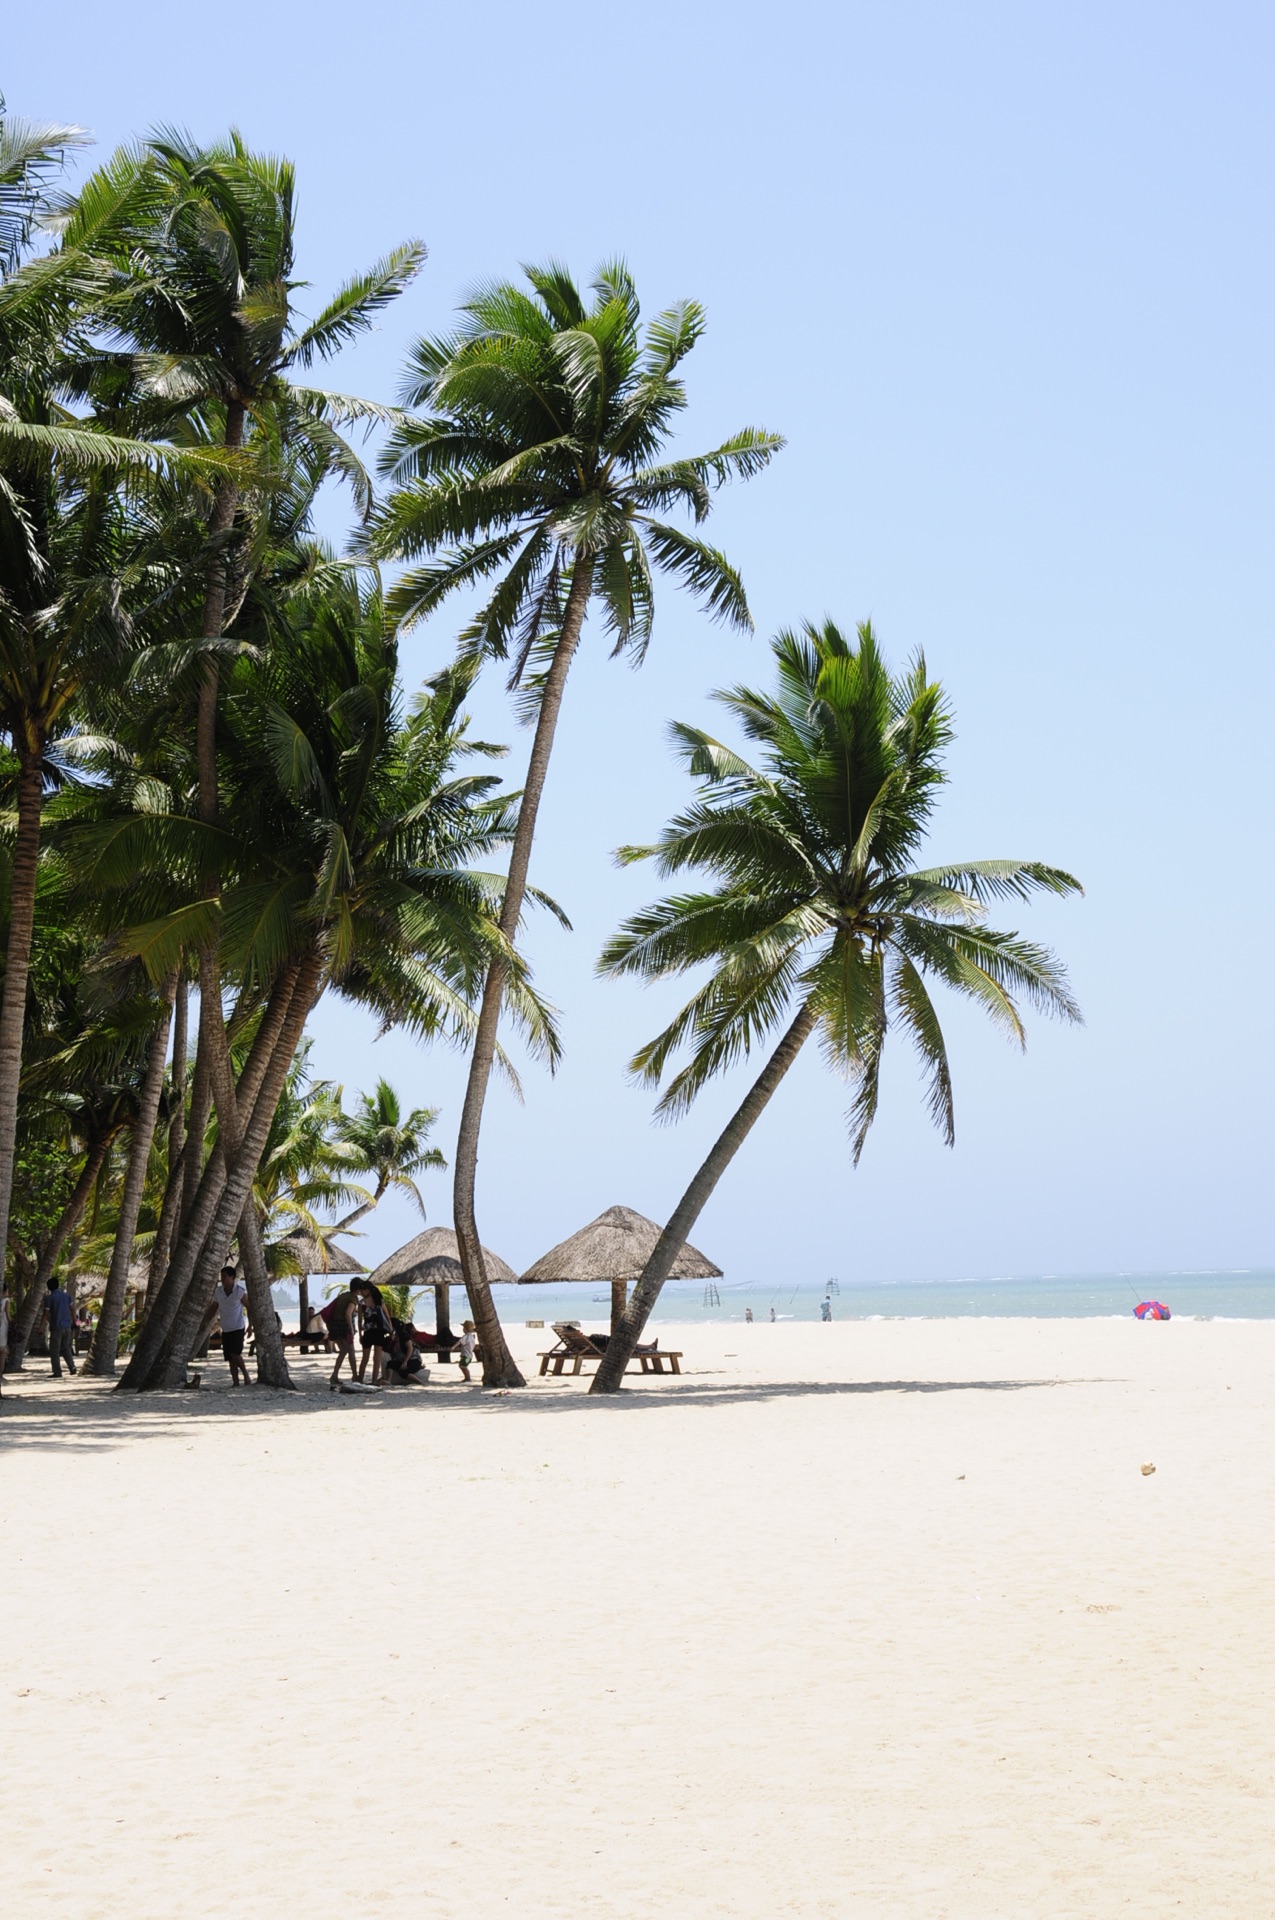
[366, 1227, 516, 1347]
[77, 1257, 149, 1302]
[519, 1203, 722, 1337]
[75, 1258, 150, 1326]
[271, 1232, 367, 1332]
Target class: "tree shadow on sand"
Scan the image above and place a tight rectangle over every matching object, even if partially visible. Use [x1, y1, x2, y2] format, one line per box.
[0, 1368, 1100, 1453]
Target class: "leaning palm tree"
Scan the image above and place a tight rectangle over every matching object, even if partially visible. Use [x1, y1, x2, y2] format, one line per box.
[364, 260, 782, 1382]
[107, 573, 554, 1390]
[590, 621, 1083, 1392]
[333, 1079, 444, 1226]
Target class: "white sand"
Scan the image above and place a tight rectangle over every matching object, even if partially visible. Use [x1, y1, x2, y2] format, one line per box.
[4, 1317, 1274, 1918]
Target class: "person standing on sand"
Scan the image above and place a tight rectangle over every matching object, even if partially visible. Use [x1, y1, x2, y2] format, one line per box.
[356, 1281, 392, 1384]
[769, 1307, 776, 1323]
[0, 1281, 10, 1394]
[321, 1287, 360, 1389]
[820, 1296, 832, 1322]
[745, 1307, 754, 1323]
[46, 1278, 76, 1377]
[213, 1266, 253, 1386]
[457, 1320, 478, 1382]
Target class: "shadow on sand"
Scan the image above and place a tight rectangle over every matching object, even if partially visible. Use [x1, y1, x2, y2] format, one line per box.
[0, 1364, 1093, 1453]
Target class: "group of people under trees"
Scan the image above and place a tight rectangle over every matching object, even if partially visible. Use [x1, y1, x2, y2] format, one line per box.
[0, 1278, 98, 1392]
[306, 1278, 478, 1391]
[0, 1266, 480, 1397]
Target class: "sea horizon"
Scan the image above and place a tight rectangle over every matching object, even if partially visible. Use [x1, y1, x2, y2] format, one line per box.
[277, 1267, 1275, 1326]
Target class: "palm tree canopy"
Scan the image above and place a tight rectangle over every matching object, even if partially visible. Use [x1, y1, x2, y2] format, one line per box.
[0, 97, 90, 276]
[82, 129, 423, 434]
[334, 1077, 444, 1220]
[64, 567, 560, 1060]
[364, 259, 783, 674]
[601, 620, 1083, 1160]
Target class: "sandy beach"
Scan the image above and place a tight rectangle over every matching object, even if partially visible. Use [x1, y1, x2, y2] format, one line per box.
[4, 1317, 1274, 1918]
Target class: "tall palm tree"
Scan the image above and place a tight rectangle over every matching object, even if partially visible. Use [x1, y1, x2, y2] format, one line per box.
[102, 574, 552, 1389]
[0, 123, 242, 1310]
[365, 260, 782, 1382]
[591, 622, 1083, 1392]
[85, 967, 175, 1373]
[74, 136, 426, 1351]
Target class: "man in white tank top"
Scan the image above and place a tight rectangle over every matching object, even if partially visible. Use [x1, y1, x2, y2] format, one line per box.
[214, 1266, 252, 1387]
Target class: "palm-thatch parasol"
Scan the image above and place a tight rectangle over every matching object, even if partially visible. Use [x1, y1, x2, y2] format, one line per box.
[271, 1232, 367, 1277]
[366, 1227, 516, 1344]
[270, 1231, 367, 1331]
[519, 1204, 722, 1336]
[75, 1258, 150, 1308]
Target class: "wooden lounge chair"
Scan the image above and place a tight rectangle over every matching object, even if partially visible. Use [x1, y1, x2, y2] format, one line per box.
[537, 1324, 681, 1377]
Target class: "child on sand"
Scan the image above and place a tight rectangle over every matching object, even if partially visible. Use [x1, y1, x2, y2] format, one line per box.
[457, 1320, 478, 1382]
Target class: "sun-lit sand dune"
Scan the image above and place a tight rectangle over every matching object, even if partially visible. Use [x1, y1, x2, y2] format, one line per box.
[5, 1317, 1274, 1918]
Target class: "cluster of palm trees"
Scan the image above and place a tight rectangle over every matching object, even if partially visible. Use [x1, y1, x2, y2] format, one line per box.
[0, 99, 1082, 1398]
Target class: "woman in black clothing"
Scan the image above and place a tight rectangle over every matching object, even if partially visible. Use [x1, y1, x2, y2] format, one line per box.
[355, 1282, 393, 1384]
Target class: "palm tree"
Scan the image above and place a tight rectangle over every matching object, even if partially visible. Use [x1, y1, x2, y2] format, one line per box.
[365, 260, 782, 1382]
[85, 968, 175, 1373]
[590, 621, 1083, 1392]
[73, 135, 425, 1364]
[332, 1078, 444, 1226]
[254, 1071, 444, 1328]
[88, 128, 424, 826]
[104, 573, 552, 1389]
[0, 120, 242, 1317]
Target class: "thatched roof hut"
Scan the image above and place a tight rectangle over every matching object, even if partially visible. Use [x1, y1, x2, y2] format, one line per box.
[270, 1232, 367, 1277]
[519, 1203, 721, 1334]
[74, 1258, 149, 1305]
[367, 1228, 516, 1342]
[368, 1227, 516, 1290]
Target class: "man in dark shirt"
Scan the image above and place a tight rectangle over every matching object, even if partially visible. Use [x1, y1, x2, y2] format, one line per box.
[45, 1278, 76, 1377]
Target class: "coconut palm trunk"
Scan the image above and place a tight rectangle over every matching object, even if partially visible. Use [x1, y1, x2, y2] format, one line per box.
[0, 744, 45, 1300]
[140, 950, 322, 1389]
[591, 1005, 816, 1393]
[452, 557, 595, 1388]
[177, 1049, 213, 1230]
[120, 961, 303, 1389]
[192, 946, 292, 1386]
[196, 402, 244, 819]
[236, 1201, 289, 1386]
[88, 976, 177, 1375]
[143, 972, 188, 1315]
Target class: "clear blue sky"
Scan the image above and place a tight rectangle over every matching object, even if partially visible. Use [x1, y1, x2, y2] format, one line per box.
[8, 2, 1273, 1285]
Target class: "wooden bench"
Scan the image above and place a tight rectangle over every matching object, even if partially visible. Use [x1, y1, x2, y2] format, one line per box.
[537, 1325, 682, 1377]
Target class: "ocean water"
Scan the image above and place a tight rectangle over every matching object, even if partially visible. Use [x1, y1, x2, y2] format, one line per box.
[487, 1270, 1275, 1326]
[277, 1270, 1275, 1330]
